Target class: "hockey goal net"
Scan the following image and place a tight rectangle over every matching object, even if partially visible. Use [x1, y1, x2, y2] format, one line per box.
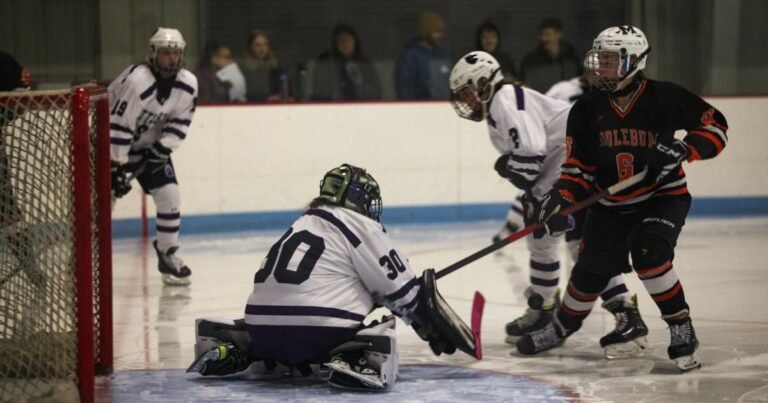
[0, 86, 112, 403]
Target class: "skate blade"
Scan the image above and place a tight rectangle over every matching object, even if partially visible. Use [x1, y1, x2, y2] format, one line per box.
[504, 335, 522, 345]
[603, 336, 649, 360]
[674, 353, 701, 372]
[162, 273, 191, 286]
[325, 362, 384, 389]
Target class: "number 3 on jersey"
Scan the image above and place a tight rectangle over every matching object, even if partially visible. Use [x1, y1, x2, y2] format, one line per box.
[253, 228, 326, 285]
[616, 152, 634, 181]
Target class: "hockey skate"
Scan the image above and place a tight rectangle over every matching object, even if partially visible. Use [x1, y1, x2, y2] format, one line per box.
[516, 314, 570, 355]
[666, 315, 701, 371]
[505, 287, 559, 344]
[153, 240, 191, 286]
[186, 343, 254, 376]
[492, 219, 521, 244]
[599, 294, 649, 359]
[326, 350, 385, 390]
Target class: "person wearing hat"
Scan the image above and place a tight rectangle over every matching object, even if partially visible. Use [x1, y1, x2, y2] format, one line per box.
[395, 11, 451, 100]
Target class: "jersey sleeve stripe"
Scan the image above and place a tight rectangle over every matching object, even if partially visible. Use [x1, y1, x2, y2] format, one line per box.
[385, 276, 418, 302]
[245, 304, 366, 321]
[560, 174, 590, 191]
[509, 154, 545, 164]
[162, 126, 187, 139]
[109, 123, 132, 134]
[304, 209, 361, 247]
[110, 138, 132, 145]
[688, 130, 725, 155]
[513, 85, 525, 110]
[564, 157, 596, 172]
[169, 118, 192, 126]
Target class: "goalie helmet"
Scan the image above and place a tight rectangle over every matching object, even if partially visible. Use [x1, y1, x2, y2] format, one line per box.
[148, 27, 186, 78]
[585, 25, 650, 92]
[318, 164, 383, 221]
[449, 51, 503, 122]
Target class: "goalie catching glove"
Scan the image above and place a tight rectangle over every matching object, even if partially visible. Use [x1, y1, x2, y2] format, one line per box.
[410, 268, 479, 358]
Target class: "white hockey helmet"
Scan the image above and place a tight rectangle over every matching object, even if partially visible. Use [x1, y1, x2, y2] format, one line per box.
[585, 25, 650, 92]
[148, 27, 186, 78]
[449, 51, 504, 122]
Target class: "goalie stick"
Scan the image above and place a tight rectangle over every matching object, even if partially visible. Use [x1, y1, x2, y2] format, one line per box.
[435, 167, 648, 280]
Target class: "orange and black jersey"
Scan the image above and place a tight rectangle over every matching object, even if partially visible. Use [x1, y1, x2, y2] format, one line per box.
[557, 79, 728, 208]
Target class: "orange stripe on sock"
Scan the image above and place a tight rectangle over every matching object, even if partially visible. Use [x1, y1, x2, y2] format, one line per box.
[652, 282, 682, 302]
[637, 260, 672, 279]
[560, 304, 591, 317]
[567, 282, 599, 302]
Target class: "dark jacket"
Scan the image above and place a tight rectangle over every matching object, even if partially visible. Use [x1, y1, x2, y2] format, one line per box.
[395, 37, 451, 100]
[311, 24, 382, 101]
[475, 21, 518, 81]
[520, 41, 583, 93]
[0, 51, 26, 91]
[195, 60, 231, 103]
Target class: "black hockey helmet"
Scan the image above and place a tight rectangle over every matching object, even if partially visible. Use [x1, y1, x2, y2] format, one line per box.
[318, 164, 382, 221]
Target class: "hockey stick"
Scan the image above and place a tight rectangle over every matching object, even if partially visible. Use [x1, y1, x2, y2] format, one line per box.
[435, 167, 648, 280]
[470, 291, 485, 360]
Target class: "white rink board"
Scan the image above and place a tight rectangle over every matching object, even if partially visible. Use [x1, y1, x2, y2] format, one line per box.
[112, 97, 768, 219]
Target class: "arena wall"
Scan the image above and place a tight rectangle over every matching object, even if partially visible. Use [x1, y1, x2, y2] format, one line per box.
[112, 97, 768, 237]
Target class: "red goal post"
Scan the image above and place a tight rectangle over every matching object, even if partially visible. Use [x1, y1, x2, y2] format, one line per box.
[0, 85, 112, 403]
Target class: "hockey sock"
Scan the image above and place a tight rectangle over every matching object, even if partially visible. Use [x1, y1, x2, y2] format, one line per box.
[557, 267, 610, 331]
[599, 274, 630, 303]
[529, 259, 560, 307]
[151, 184, 181, 251]
[632, 236, 689, 317]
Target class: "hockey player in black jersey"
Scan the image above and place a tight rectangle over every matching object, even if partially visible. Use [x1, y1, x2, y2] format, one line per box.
[516, 26, 728, 371]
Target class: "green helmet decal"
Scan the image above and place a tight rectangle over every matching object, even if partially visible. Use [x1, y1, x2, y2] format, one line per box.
[318, 164, 383, 221]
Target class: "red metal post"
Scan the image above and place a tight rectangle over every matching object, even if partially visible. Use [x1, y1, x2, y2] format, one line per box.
[71, 87, 95, 403]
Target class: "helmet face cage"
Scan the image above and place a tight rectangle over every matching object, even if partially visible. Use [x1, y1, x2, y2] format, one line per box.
[318, 164, 383, 221]
[450, 84, 484, 122]
[149, 28, 186, 78]
[588, 25, 650, 92]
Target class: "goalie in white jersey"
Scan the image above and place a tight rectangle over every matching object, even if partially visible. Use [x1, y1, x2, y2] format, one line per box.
[450, 51, 648, 358]
[187, 164, 479, 391]
[108, 27, 198, 285]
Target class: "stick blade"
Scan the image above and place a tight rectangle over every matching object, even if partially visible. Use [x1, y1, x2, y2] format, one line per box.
[471, 291, 485, 360]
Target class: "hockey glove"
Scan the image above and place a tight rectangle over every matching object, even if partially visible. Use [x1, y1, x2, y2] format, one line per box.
[493, 154, 534, 191]
[520, 192, 546, 239]
[111, 165, 132, 198]
[143, 142, 172, 173]
[537, 190, 575, 237]
[653, 140, 689, 182]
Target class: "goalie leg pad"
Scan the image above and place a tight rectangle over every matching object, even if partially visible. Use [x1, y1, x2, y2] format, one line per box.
[326, 316, 398, 391]
[414, 269, 478, 358]
[194, 317, 251, 358]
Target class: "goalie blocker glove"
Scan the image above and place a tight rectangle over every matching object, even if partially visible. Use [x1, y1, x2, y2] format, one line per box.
[410, 268, 478, 358]
[111, 165, 132, 198]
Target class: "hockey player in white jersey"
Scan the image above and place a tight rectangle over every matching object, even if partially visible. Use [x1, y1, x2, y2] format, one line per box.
[449, 51, 648, 358]
[186, 164, 479, 390]
[109, 27, 197, 286]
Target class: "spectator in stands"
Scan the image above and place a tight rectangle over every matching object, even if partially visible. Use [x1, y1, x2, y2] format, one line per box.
[475, 20, 518, 81]
[196, 42, 246, 103]
[519, 18, 583, 92]
[395, 11, 451, 100]
[240, 30, 291, 102]
[310, 23, 382, 101]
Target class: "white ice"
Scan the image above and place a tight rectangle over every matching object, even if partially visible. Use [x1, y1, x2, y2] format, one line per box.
[101, 217, 768, 402]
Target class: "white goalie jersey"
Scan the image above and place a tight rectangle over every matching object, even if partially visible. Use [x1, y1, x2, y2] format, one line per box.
[108, 64, 198, 164]
[245, 205, 421, 331]
[487, 84, 571, 198]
